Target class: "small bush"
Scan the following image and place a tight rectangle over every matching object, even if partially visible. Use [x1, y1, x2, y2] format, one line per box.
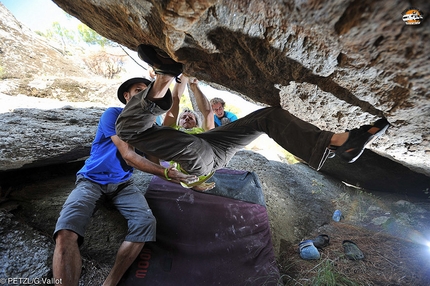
[83, 51, 126, 79]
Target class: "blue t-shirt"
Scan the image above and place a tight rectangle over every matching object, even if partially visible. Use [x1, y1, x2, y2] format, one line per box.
[155, 115, 163, 126]
[77, 107, 133, 184]
[214, 110, 238, 127]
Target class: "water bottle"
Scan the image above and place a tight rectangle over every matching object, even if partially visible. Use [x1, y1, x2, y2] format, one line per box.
[332, 209, 342, 222]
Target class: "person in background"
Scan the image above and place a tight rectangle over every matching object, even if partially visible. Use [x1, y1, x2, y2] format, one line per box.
[163, 75, 215, 132]
[52, 77, 197, 286]
[210, 97, 238, 127]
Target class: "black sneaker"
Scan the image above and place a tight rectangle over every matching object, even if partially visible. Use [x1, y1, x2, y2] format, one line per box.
[335, 118, 390, 163]
[311, 234, 330, 249]
[137, 44, 183, 79]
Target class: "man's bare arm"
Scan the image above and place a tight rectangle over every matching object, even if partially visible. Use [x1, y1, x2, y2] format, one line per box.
[163, 75, 187, 127]
[188, 78, 215, 131]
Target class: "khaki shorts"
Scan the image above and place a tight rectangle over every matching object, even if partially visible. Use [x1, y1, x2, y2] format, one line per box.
[53, 175, 156, 245]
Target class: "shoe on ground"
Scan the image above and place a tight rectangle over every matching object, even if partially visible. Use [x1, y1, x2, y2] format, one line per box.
[335, 117, 390, 163]
[137, 44, 183, 78]
[311, 234, 330, 248]
[343, 240, 364, 260]
[298, 240, 320, 260]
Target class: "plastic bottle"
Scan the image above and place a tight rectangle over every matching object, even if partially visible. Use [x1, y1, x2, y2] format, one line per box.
[332, 209, 342, 222]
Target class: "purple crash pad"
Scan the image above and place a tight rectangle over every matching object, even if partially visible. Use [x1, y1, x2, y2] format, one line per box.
[119, 169, 280, 286]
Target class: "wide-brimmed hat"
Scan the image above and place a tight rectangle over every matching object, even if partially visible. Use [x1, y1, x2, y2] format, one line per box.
[117, 77, 152, 104]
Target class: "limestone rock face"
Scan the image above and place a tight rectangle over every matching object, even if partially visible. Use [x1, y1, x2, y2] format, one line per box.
[51, 0, 429, 174]
[0, 106, 103, 170]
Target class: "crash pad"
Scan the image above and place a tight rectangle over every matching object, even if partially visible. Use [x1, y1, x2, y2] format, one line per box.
[119, 169, 280, 286]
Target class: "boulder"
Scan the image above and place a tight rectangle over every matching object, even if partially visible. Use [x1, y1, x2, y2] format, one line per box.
[49, 0, 430, 175]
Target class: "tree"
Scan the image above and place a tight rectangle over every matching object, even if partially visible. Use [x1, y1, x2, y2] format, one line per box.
[52, 22, 76, 51]
[83, 51, 125, 79]
[36, 20, 123, 78]
[77, 24, 114, 47]
[36, 22, 76, 53]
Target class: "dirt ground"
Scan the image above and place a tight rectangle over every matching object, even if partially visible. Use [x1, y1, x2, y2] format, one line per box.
[78, 219, 430, 286]
[278, 223, 430, 286]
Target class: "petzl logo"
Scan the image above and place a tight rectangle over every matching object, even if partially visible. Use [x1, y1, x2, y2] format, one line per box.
[402, 8, 424, 25]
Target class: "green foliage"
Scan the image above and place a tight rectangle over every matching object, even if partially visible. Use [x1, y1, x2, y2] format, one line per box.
[311, 260, 359, 286]
[52, 21, 75, 43]
[33, 18, 122, 78]
[77, 24, 114, 47]
[35, 18, 114, 49]
[180, 92, 193, 110]
[35, 21, 77, 48]
[224, 104, 241, 118]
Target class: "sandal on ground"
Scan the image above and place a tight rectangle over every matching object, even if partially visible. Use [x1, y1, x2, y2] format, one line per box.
[137, 44, 183, 80]
[298, 240, 320, 260]
[342, 240, 364, 260]
[311, 234, 330, 248]
[335, 117, 390, 163]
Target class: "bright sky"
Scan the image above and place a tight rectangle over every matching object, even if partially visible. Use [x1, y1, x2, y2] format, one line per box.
[1, 0, 80, 32]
